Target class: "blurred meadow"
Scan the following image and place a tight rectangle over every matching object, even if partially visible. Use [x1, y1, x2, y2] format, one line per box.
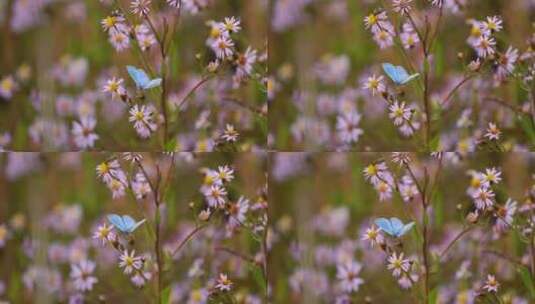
[269, 0, 535, 151]
[0, 0, 267, 151]
[269, 152, 535, 303]
[0, 152, 267, 303]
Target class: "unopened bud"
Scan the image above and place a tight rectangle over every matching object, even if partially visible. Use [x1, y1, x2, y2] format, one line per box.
[466, 211, 479, 224]
[198, 209, 211, 221]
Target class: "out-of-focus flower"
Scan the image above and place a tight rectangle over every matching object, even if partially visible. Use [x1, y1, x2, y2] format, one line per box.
[222, 124, 239, 142]
[483, 274, 499, 293]
[0, 224, 9, 248]
[494, 198, 516, 233]
[131, 0, 151, 17]
[484, 122, 501, 141]
[70, 260, 98, 292]
[72, 116, 99, 149]
[336, 260, 364, 293]
[0, 76, 17, 100]
[215, 273, 232, 292]
[393, 0, 413, 15]
[336, 111, 363, 145]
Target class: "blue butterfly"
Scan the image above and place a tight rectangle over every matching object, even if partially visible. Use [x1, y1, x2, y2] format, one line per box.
[382, 63, 420, 85]
[107, 214, 146, 233]
[127, 66, 162, 90]
[374, 217, 415, 238]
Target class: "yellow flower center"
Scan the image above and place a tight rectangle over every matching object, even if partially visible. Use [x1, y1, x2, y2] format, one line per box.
[97, 162, 109, 175]
[135, 111, 144, 121]
[1, 78, 14, 92]
[0, 226, 6, 240]
[103, 16, 117, 28]
[366, 164, 377, 176]
[367, 14, 378, 25]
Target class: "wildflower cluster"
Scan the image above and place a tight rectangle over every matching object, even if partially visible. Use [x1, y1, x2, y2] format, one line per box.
[269, 152, 535, 303]
[270, 0, 535, 151]
[0, 1, 267, 151]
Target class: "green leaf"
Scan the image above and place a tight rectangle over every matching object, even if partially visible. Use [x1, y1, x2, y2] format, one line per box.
[429, 135, 440, 151]
[255, 115, 268, 137]
[517, 116, 535, 147]
[518, 267, 535, 299]
[161, 285, 172, 304]
[428, 287, 438, 304]
[250, 265, 267, 296]
[164, 138, 177, 152]
[411, 226, 423, 249]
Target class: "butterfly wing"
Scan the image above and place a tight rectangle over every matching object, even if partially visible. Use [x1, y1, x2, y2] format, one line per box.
[131, 219, 147, 232]
[395, 65, 410, 81]
[374, 217, 394, 236]
[121, 215, 137, 233]
[382, 63, 401, 84]
[389, 217, 405, 237]
[143, 78, 162, 90]
[400, 73, 420, 85]
[127, 66, 150, 88]
[108, 214, 127, 232]
[399, 222, 415, 237]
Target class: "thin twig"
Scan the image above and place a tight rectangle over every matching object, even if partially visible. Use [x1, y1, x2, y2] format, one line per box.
[170, 224, 209, 258]
[482, 250, 525, 267]
[439, 226, 473, 260]
[485, 97, 526, 114]
[176, 75, 213, 111]
[441, 74, 474, 106]
[223, 96, 266, 116]
[215, 246, 261, 267]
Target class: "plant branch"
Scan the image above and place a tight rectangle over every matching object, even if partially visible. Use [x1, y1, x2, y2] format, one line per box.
[439, 226, 473, 260]
[170, 224, 209, 258]
[176, 75, 213, 111]
[214, 246, 262, 267]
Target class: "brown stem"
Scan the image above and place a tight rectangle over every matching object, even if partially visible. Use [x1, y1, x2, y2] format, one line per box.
[161, 65, 169, 145]
[407, 13, 432, 150]
[261, 223, 269, 297]
[439, 226, 473, 260]
[485, 96, 526, 114]
[529, 90, 535, 125]
[133, 159, 162, 303]
[422, 205, 430, 304]
[406, 13, 426, 53]
[154, 202, 162, 304]
[482, 250, 524, 267]
[165, 0, 182, 55]
[412, 164, 430, 303]
[441, 75, 474, 106]
[423, 58, 431, 151]
[530, 234, 535, 276]
[142, 11, 163, 47]
[404, 163, 424, 200]
[428, 5, 444, 54]
[142, 11, 169, 145]
[176, 76, 213, 111]
[400, 162, 430, 302]
[215, 246, 261, 267]
[223, 96, 266, 117]
[170, 224, 209, 258]
[112, 2, 155, 76]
